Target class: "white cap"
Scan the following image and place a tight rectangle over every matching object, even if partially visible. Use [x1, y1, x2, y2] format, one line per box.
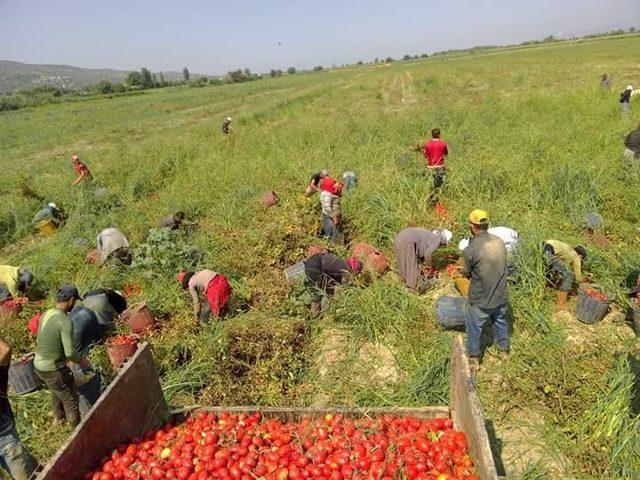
[434, 229, 453, 245]
[47, 202, 58, 209]
[458, 238, 470, 251]
[320, 169, 329, 177]
[226, 116, 232, 121]
[627, 85, 634, 91]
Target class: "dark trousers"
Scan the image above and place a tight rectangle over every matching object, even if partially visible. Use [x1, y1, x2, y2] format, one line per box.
[36, 367, 81, 428]
[428, 168, 446, 204]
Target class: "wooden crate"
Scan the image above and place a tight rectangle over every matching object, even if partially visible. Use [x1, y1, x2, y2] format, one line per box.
[38, 337, 499, 480]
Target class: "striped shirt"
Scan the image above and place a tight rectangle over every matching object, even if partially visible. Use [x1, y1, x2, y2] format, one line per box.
[320, 191, 340, 217]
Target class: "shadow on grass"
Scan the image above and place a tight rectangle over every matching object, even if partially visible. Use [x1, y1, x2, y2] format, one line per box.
[485, 419, 507, 477]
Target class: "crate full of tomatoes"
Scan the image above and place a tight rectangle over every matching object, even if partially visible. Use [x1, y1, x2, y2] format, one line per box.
[85, 411, 477, 480]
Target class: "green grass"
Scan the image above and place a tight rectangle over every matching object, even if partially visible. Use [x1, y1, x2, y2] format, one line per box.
[1, 35, 640, 479]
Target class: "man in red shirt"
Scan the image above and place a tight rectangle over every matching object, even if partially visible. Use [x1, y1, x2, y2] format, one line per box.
[423, 128, 449, 203]
[71, 154, 92, 186]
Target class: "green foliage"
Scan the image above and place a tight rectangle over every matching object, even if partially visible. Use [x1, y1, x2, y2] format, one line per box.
[287, 67, 296, 75]
[131, 228, 203, 278]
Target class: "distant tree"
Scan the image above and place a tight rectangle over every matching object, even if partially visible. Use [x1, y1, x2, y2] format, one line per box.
[629, 27, 636, 33]
[313, 66, 323, 71]
[96, 80, 113, 94]
[270, 69, 278, 77]
[126, 71, 142, 87]
[420, 53, 429, 58]
[183, 67, 190, 83]
[543, 35, 555, 42]
[140, 67, 154, 89]
[113, 83, 126, 93]
[287, 67, 296, 74]
[159, 72, 166, 86]
[277, 69, 283, 76]
[191, 76, 208, 87]
[374, 57, 379, 63]
[243, 68, 251, 76]
[210, 77, 224, 86]
[403, 54, 412, 61]
[385, 57, 394, 63]
[152, 73, 158, 87]
[357, 60, 363, 65]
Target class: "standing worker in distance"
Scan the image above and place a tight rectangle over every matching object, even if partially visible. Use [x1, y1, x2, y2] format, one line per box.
[462, 210, 509, 372]
[178, 270, 232, 323]
[0, 266, 34, 302]
[624, 122, 640, 162]
[542, 239, 587, 312]
[423, 128, 449, 204]
[34, 285, 89, 429]
[71, 154, 92, 186]
[221, 117, 233, 135]
[0, 336, 38, 480]
[393, 227, 453, 292]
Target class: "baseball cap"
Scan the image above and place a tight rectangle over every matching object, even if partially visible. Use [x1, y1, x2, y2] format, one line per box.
[469, 209, 489, 225]
[56, 284, 80, 302]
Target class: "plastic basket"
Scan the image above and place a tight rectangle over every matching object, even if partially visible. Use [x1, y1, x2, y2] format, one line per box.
[575, 289, 610, 324]
[124, 302, 157, 334]
[284, 261, 306, 283]
[36, 218, 57, 237]
[435, 296, 467, 330]
[8, 354, 43, 395]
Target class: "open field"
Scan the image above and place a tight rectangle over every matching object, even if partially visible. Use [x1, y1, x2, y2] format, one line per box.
[1, 35, 640, 479]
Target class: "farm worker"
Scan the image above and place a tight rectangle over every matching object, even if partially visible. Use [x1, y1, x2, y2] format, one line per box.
[423, 128, 449, 203]
[542, 240, 587, 312]
[68, 307, 103, 416]
[221, 117, 232, 135]
[31, 202, 63, 228]
[623, 123, 640, 161]
[462, 210, 509, 372]
[342, 171, 358, 191]
[306, 169, 329, 195]
[600, 73, 611, 91]
[0, 266, 33, 302]
[158, 211, 189, 230]
[393, 228, 453, 291]
[320, 177, 342, 243]
[620, 85, 633, 114]
[97, 227, 131, 265]
[459, 226, 520, 277]
[82, 289, 127, 334]
[304, 252, 361, 314]
[71, 154, 92, 185]
[178, 270, 232, 322]
[34, 285, 89, 429]
[0, 337, 38, 480]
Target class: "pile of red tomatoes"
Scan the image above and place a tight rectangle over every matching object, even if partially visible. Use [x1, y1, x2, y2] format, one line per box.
[583, 288, 609, 302]
[85, 411, 477, 480]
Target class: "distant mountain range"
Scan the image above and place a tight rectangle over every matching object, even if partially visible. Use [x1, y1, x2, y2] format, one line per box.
[0, 60, 208, 93]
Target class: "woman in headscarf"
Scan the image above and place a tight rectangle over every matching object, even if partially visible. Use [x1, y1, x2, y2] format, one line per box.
[178, 269, 232, 323]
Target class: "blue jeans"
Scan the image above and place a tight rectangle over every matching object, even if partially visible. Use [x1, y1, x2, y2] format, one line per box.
[0, 427, 37, 480]
[465, 302, 509, 358]
[322, 214, 339, 242]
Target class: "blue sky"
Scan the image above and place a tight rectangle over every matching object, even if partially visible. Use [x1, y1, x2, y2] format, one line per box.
[1, 0, 638, 74]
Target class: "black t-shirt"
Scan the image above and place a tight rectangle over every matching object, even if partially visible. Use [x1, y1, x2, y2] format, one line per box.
[625, 129, 640, 154]
[70, 307, 101, 354]
[304, 253, 350, 291]
[310, 172, 322, 187]
[0, 365, 13, 435]
[84, 289, 127, 314]
[620, 90, 632, 103]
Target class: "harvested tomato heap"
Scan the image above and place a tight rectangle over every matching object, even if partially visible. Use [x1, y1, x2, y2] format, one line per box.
[85, 412, 477, 480]
[583, 288, 608, 302]
[109, 334, 138, 346]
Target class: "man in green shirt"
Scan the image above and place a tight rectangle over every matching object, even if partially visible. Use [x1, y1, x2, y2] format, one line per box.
[35, 285, 88, 428]
[542, 240, 587, 311]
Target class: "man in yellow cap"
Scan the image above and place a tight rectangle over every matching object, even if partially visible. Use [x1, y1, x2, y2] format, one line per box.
[462, 209, 509, 372]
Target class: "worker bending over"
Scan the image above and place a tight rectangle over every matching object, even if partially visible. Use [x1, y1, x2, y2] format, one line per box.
[97, 228, 131, 265]
[0, 266, 33, 302]
[393, 227, 452, 292]
[179, 270, 232, 323]
[320, 176, 342, 243]
[304, 252, 360, 314]
[462, 210, 510, 372]
[542, 240, 587, 312]
[624, 123, 640, 162]
[71, 154, 92, 186]
[306, 169, 329, 196]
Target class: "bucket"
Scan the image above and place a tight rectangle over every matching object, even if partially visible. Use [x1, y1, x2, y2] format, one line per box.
[36, 218, 57, 237]
[123, 302, 157, 334]
[575, 288, 610, 325]
[353, 242, 390, 273]
[435, 296, 467, 330]
[285, 261, 306, 283]
[260, 191, 278, 207]
[106, 336, 139, 369]
[0, 300, 22, 321]
[8, 354, 43, 395]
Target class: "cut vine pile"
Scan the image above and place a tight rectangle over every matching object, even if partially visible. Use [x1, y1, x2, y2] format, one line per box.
[85, 411, 477, 480]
